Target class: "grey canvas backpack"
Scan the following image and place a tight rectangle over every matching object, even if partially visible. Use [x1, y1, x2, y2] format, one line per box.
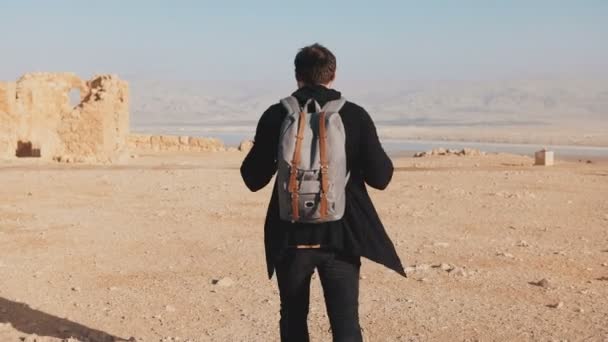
[277, 96, 349, 223]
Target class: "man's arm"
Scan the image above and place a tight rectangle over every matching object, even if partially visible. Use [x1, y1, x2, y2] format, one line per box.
[360, 108, 393, 190]
[240, 104, 283, 192]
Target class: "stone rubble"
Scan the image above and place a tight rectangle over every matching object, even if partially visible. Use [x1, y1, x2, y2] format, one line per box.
[128, 134, 225, 152]
[413, 147, 486, 158]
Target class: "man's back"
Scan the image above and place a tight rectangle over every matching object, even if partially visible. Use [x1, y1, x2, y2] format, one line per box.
[241, 84, 404, 278]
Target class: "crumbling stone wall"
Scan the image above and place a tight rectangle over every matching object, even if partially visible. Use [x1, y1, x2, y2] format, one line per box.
[0, 73, 129, 163]
[128, 134, 225, 152]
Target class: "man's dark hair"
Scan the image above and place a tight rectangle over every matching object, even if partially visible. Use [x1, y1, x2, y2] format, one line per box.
[294, 43, 336, 85]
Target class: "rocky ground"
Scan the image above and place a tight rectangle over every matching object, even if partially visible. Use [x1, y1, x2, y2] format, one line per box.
[1, 151, 607, 341]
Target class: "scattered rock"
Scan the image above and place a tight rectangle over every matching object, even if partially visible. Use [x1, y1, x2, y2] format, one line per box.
[531, 278, 551, 288]
[516, 240, 530, 247]
[414, 264, 431, 271]
[433, 263, 454, 272]
[57, 325, 70, 333]
[238, 139, 254, 153]
[496, 252, 514, 258]
[212, 277, 234, 287]
[448, 267, 467, 277]
[547, 301, 564, 309]
[413, 147, 485, 158]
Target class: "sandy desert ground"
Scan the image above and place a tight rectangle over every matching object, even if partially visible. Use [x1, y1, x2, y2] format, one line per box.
[1, 151, 607, 341]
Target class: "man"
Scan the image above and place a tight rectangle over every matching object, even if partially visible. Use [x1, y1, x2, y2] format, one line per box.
[241, 43, 405, 342]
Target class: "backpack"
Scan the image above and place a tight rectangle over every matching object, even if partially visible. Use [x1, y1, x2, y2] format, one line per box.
[277, 96, 349, 223]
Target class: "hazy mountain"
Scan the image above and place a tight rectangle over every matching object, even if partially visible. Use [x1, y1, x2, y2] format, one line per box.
[130, 78, 608, 144]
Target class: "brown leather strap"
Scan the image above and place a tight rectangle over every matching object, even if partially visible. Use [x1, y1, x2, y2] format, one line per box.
[289, 111, 307, 221]
[318, 111, 329, 219]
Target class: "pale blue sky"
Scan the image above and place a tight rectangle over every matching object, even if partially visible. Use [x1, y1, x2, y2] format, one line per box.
[0, 1, 606, 82]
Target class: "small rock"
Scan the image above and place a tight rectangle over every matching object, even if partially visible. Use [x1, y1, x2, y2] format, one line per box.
[532, 278, 551, 288]
[448, 267, 467, 277]
[575, 307, 585, 313]
[71, 287, 81, 292]
[516, 240, 530, 247]
[238, 139, 254, 153]
[212, 277, 234, 287]
[433, 242, 449, 248]
[496, 252, 514, 258]
[165, 305, 176, 312]
[438, 263, 454, 271]
[414, 264, 431, 271]
[601, 262, 608, 267]
[548, 301, 564, 309]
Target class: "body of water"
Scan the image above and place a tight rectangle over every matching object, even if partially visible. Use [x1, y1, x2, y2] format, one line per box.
[133, 128, 608, 160]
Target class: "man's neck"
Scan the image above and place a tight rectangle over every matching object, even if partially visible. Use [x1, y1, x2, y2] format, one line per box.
[297, 82, 332, 89]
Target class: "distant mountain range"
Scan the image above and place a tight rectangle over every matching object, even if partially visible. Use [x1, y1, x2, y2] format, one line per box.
[130, 78, 608, 137]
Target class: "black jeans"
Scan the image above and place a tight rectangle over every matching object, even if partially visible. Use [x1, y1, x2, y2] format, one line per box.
[275, 249, 362, 342]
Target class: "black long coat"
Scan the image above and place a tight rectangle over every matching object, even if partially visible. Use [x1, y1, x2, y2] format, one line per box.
[240, 85, 406, 278]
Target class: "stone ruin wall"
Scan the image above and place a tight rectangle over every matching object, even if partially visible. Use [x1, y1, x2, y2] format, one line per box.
[128, 134, 225, 152]
[0, 72, 253, 163]
[0, 73, 129, 163]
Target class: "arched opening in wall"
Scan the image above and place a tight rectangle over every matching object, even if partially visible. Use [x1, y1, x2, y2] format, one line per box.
[69, 88, 81, 107]
[15, 140, 41, 158]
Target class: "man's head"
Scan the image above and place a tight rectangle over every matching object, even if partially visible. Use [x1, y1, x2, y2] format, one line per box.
[294, 43, 336, 88]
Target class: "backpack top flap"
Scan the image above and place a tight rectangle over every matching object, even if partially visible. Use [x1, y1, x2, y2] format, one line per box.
[280, 96, 346, 115]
